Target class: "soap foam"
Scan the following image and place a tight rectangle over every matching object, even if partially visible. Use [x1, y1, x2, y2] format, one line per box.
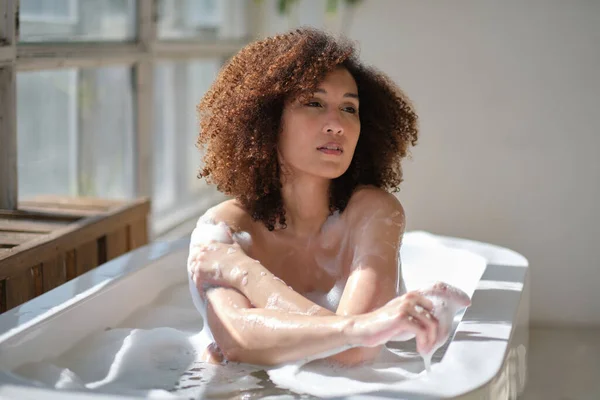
[10, 283, 263, 398]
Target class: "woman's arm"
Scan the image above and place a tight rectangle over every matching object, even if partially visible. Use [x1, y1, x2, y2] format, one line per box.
[204, 286, 352, 365]
[330, 188, 438, 361]
[204, 284, 436, 366]
[189, 201, 334, 316]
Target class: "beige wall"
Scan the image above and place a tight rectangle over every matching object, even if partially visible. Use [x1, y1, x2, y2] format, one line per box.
[255, 0, 600, 327]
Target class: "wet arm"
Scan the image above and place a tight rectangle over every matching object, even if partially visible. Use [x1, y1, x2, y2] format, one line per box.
[227, 253, 394, 365]
[327, 189, 406, 364]
[192, 204, 335, 317]
[205, 286, 356, 366]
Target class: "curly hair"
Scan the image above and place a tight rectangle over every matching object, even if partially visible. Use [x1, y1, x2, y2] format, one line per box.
[197, 28, 419, 231]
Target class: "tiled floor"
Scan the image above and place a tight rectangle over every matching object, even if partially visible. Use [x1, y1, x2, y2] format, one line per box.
[522, 327, 600, 400]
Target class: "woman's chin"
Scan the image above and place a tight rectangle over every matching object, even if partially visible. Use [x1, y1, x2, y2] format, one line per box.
[313, 163, 352, 180]
[315, 169, 349, 180]
[287, 163, 350, 181]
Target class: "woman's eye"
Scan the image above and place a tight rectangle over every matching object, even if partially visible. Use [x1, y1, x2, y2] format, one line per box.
[343, 106, 357, 114]
[305, 101, 322, 108]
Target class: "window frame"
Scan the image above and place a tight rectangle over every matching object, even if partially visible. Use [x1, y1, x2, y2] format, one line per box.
[0, 0, 250, 238]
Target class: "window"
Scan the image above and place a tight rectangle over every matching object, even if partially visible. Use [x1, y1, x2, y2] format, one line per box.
[19, 0, 137, 42]
[0, 0, 251, 237]
[157, 0, 248, 40]
[17, 67, 135, 199]
[20, 0, 78, 24]
[153, 59, 222, 215]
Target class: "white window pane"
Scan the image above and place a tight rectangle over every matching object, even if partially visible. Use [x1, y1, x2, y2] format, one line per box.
[19, 0, 136, 42]
[157, 0, 249, 40]
[17, 66, 135, 200]
[153, 59, 222, 215]
[17, 70, 77, 197]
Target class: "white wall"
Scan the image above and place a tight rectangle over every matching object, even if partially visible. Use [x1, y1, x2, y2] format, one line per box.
[255, 0, 600, 328]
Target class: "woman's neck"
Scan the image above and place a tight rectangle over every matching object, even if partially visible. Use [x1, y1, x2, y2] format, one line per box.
[279, 173, 331, 239]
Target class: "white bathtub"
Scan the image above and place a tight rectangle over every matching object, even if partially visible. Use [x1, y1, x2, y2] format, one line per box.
[0, 231, 529, 399]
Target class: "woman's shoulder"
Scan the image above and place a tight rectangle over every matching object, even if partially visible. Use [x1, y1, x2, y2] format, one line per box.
[344, 185, 405, 222]
[197, 199, 256, 234]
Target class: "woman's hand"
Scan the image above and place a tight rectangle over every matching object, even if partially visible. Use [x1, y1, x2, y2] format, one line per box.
[188, 239, 249, 294]
[346, 291, 439, 354]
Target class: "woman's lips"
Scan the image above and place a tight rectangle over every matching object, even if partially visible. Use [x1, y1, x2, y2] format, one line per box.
[318, 148, 343, 155]
[317, 143, 343, 155]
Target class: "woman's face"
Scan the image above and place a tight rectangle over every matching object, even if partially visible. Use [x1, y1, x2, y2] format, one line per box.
[278, 67, 360, 180]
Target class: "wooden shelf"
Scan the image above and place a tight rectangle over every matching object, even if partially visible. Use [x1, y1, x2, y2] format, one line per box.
[0, 196, 151, 313]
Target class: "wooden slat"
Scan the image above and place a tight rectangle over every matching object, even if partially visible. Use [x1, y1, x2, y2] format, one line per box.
[97, 236, 107, 265]
[0, 219, 68, 233]
[65, 250, 77, 281]
[5, 268, 35, 310]
[128, 217, 148, 250]
[0, 198, 150, 279]
[76, 241, 98, 275]
[106, 228, 128, 260]
[19, 195, 123, 210]
[0, 279, 6, 312]
[42, 255, 66, 292]
[15, 205, 102, 218]
[31, 264, 43, 296]
[0, 209, 80, 222]
[0, 231, 45, 246]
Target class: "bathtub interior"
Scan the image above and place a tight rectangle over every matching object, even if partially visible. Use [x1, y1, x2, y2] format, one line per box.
[0, 231, 525, 399]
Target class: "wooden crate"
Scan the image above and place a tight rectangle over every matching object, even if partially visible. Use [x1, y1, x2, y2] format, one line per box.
[0, 196, 151, 313]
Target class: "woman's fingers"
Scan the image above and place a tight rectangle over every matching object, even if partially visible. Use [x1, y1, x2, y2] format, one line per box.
[411, 306, 438, 352]
[400, 316, 431, 353]
[402, 291, 434, 312]
[413, 296, 434, 314]
[399, 291, 439, 352]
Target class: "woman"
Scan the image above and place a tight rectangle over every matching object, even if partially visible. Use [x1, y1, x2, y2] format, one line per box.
[187, 28, 440, 367]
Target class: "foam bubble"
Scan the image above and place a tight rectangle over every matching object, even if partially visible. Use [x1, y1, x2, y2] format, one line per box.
[190, 223, 233, 247]
[232, 231, 252, 250]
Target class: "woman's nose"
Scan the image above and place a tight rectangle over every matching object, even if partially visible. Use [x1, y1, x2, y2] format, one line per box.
[323, 116, 344, 136]
[325, 127, 343, 135]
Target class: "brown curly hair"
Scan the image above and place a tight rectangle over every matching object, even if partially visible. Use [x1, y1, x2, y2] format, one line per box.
[197, 28, 418, 231]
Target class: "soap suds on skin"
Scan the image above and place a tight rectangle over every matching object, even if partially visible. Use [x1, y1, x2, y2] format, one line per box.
[212, 263, 222, 280]
[265, 294, 280, 309]
[232, 231, 252, 250]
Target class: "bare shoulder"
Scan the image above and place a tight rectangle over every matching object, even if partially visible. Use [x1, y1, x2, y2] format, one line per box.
[197, 199, 257, 235]
[344, 185, 406, 227]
